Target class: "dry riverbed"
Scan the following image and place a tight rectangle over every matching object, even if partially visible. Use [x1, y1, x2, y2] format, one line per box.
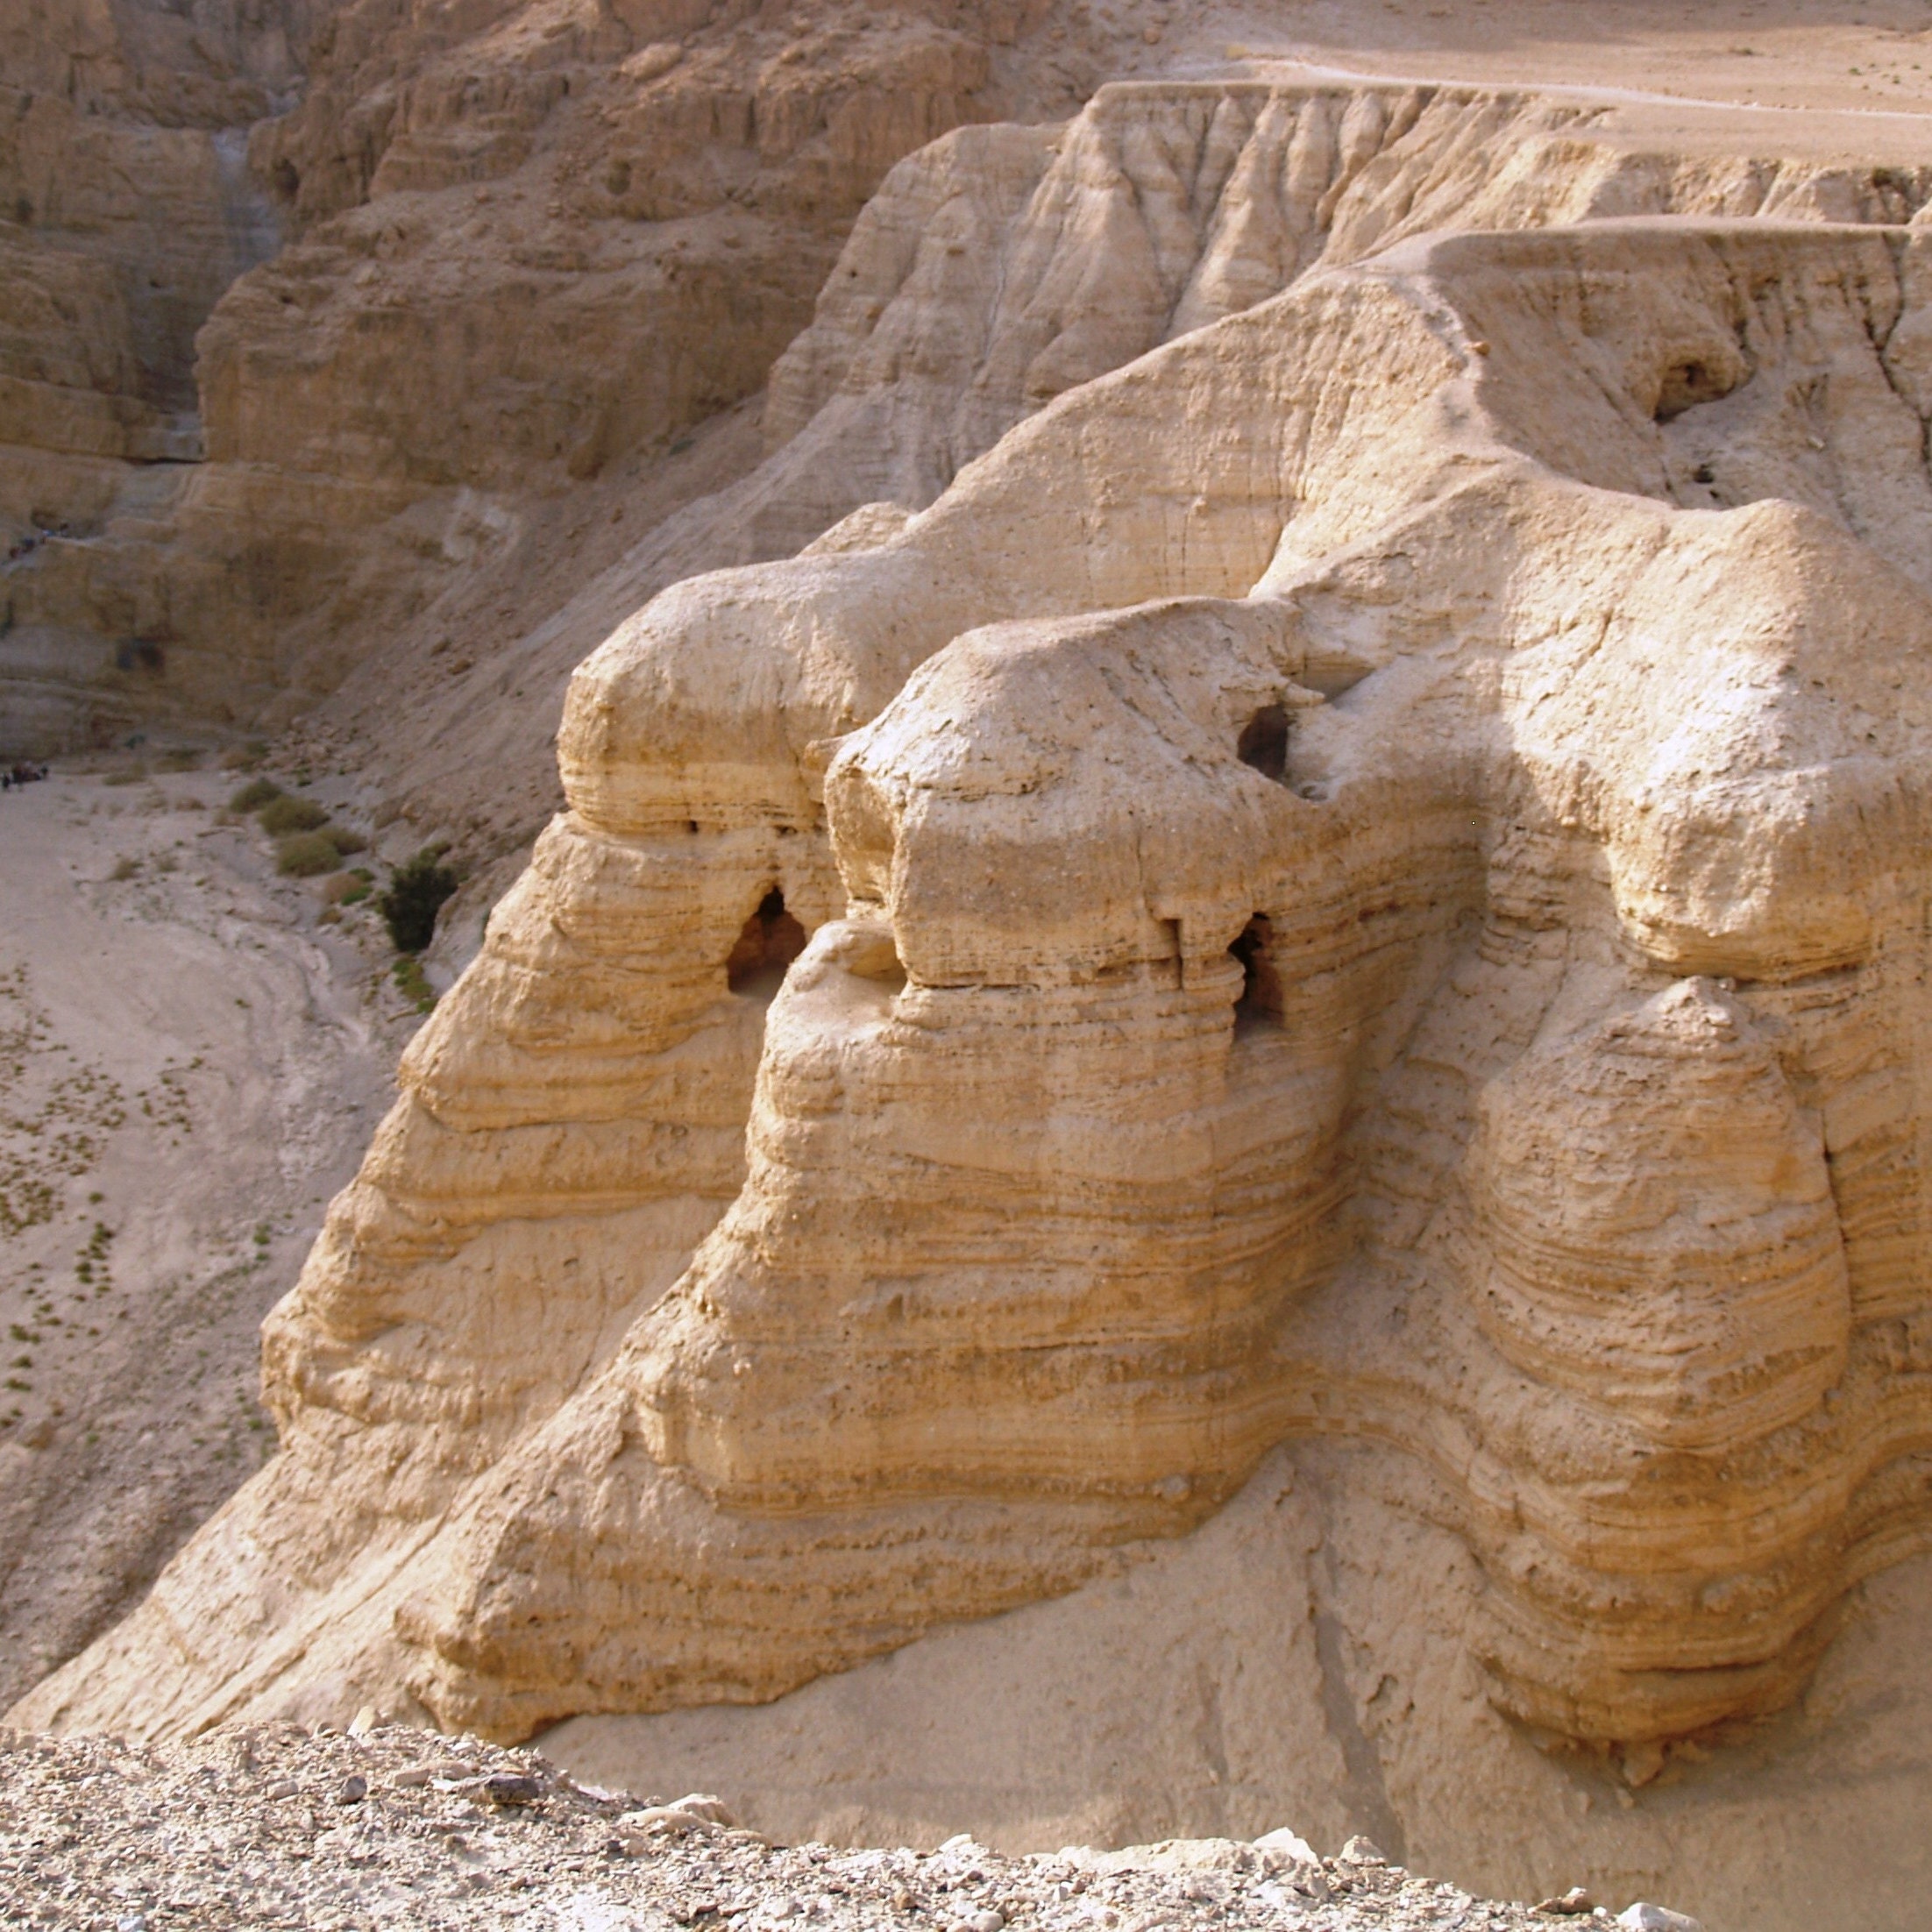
[0, 760, 413, 1708]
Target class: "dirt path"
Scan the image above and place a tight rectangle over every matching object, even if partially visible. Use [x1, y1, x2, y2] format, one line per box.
[0, 764, 401, 1708]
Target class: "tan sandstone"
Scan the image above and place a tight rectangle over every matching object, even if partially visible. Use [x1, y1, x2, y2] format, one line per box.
[19, 66, 1932, 1779]
[13, 21, 1932, 1932]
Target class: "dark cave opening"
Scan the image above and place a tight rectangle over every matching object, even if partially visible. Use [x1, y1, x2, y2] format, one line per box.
[1229, 914, 1281, 1025]
[726, 888, 808, 998]
[1237, 704, 1289, 782]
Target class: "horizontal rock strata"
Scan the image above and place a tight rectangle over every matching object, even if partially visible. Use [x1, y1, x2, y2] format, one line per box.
[18, 85, 1932, 1765]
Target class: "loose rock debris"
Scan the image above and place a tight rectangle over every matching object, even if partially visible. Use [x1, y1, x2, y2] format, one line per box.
[0, 1724, 1702, 1931]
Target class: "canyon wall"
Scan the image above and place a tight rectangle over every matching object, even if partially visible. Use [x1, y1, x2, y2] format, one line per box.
[19, 81, 1932, 1805]
[0, 0, 1093, 756]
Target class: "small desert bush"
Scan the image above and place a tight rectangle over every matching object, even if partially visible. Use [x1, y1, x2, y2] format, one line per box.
[377, 847, 459, 953]
[392, 953, 437, 1013]
[275, 832, 339, 877]
[103, 764, 147, 787]
[230, 778, 281, 812]
[110, 856, 140, 881]
[220, 741, 269, 771]
[259, 794, 328, 835]
[158, 747, 203, 771]
[325, 825, 368, 856]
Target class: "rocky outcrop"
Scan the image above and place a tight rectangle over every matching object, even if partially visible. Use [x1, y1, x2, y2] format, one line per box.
[0, 0, 292, 745]
[0, 0, 1090, 753]
[22, 68, 1932, 1778]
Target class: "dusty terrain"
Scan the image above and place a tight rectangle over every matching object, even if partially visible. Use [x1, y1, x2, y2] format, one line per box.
[0, 1719, 1700, 1932]
[10, 9, 1932, 1932]
[0, 763, 400, 1710]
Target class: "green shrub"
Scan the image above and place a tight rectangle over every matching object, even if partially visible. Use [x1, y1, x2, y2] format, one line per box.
[377, 847, 459, 953]
[275, 832, 339, 877]
[325, 825, 368, 856]
[230, 778, 281, 812]
[259, 794, 328, 835]
[392, 954, 437, 1013]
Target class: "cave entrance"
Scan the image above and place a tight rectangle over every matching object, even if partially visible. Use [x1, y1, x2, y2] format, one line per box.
[726, 888, 808, 998]
[1238, 704, 1289, 782]
[1229, 914, 1281, 1026]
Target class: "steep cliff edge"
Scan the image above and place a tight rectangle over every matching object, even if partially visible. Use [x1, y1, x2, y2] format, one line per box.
[0, 0, 1109, 756]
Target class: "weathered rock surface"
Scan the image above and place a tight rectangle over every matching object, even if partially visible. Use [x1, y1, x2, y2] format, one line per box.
[17, 39, 1932, 1932]
[0, 0, 1162, 757]
[0, 0, 291, 745]
[23, 60, 1932, 1801]
[288, 68, 1932, 906]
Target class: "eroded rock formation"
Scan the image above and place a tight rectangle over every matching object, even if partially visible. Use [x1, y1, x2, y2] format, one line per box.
[0, 0, 1099, 753]
[18, 82, 1932, 1787]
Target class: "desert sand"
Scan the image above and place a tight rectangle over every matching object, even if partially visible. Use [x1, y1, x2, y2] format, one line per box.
[0, 764, 395, 1708]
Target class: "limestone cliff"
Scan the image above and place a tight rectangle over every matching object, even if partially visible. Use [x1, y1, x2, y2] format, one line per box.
[0, 0, 1105, 754]
[21, 76, 1932, 1811]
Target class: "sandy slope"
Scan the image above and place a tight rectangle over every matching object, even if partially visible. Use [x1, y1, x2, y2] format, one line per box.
[1221, 0, 1932, 121]
[546, 1445, 1932, 1932]
[0, 764, 398, 1708]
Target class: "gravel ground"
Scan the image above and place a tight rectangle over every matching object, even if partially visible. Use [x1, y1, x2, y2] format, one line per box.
[0, 1723, 1700, 1932]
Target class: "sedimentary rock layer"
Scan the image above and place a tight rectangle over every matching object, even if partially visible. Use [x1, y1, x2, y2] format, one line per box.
[18, 85, 1932, 1766]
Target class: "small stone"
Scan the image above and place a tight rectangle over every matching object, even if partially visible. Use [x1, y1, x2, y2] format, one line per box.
[1538, 1890, 1595, 1915]
[347, 1703, 381, 1736]
[1339, 1835, 1388, 1865]
[336, 1773, 367, 1805]
[265, 1778, 300, 1800]
[1617, 1907, 1702, 1932]
[117, 1917, 148, 1932]
[891, 1888, 917, 1911]
[1254, 1827, 1321, 1870]
[480, 1771, 543, 1806]
[618, 1791, 735, 1834]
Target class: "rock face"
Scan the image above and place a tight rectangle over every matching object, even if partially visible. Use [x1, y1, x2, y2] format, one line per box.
[22, 75, 1932, 1784]
[0, 0, 1105, 755]
[0, 0, 292, 744]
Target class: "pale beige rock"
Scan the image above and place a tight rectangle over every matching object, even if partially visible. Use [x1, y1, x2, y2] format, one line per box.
[18, 56, 1932, 1932]
[25, 161, 1932, 1786]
